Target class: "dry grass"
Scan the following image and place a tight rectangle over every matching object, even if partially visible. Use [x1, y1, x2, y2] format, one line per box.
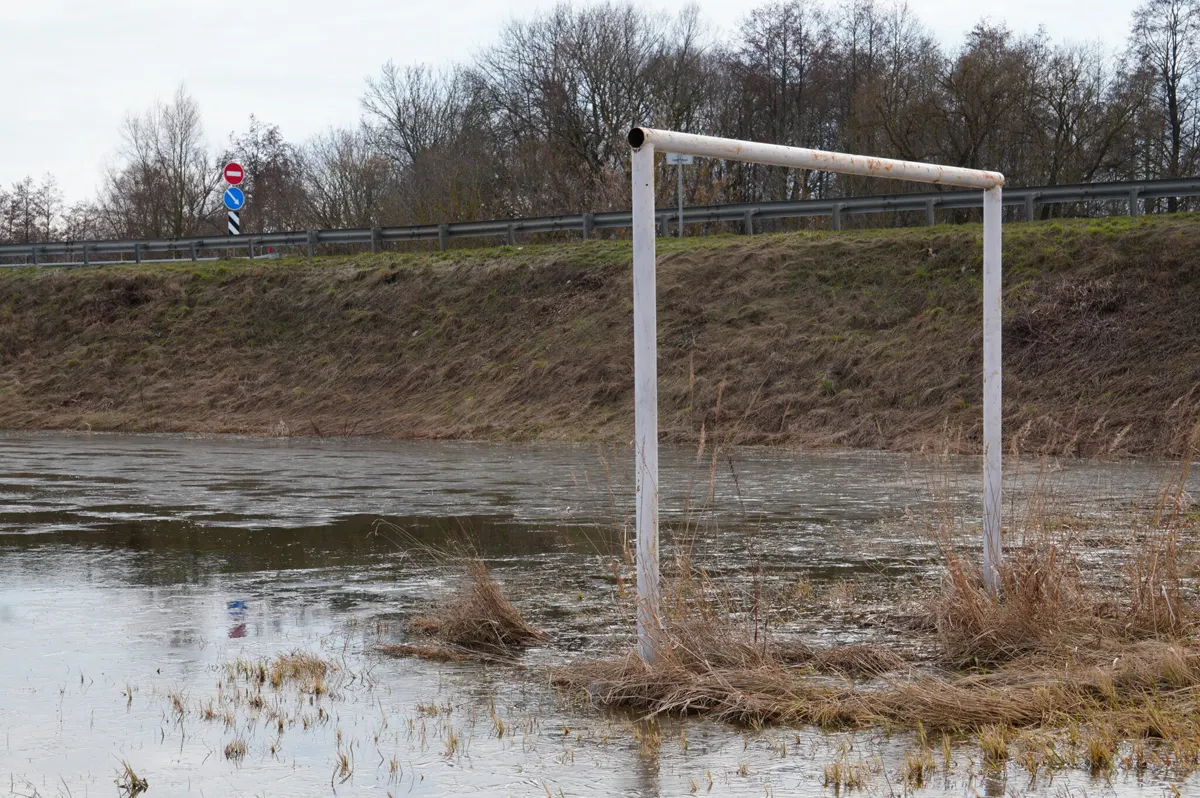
[556, 472, 1200, 754]
[556, 573, 895, 726]
[115, 761, 149, 797]
[558, 609, 1200, 742]
[268, 652, 332, 694]
[383, 561, 544, 661]
[931, 463, 1197, 666]
[823, 746, 874, 793]
[901, 745, 936, 789]
[808, 645, 907, 676]
[929, 541, 1093, 666]
[1126, 465, 1196, 638]
[224, 738, 248, 762]
[1084, 728, 1116, 774]
[556, 550, 915, 725]
[977, 724, 1010, 767]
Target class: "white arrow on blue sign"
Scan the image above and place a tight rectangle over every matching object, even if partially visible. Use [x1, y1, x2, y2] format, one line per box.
[223, 186, 245, 211]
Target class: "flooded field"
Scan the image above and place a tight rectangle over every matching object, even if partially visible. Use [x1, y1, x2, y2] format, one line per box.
[0, 432, 1196, 797]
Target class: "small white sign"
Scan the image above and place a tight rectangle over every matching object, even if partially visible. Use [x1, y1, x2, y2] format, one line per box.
[665, 153, 695, 165]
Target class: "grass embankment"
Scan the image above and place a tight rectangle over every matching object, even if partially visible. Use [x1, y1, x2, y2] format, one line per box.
[0, 215, 1197, 455]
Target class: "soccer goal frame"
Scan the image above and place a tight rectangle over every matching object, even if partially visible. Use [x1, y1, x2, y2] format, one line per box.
[627, 127, 1005, 664]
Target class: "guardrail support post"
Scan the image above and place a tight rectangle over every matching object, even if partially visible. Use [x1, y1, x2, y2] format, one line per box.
[438, 224, 449, 251]
[743, 210, 755, 235]
[31, 247, 38, 266]
[134, 242, 142, 264]
[658, 214, 669, 237]
[982, 186, 1003, 593]
[371, 227, 382, 254]
[307, 230, 316, 258]
[1024, 194, 1036, 222]
[925, 200, 936, 226]
[506, 225, 516, 246]
[831, 204, 843, 232]
[1129, 189, 1141, 217]
[582, 213, 594, 240]
[82, 245, 89, 266]
[190, 242, 197, 261]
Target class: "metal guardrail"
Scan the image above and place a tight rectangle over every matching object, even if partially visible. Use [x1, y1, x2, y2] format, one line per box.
[1, 177, 1197, 267]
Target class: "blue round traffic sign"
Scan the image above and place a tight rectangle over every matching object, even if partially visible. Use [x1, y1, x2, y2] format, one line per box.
[223, 186, 245, 211]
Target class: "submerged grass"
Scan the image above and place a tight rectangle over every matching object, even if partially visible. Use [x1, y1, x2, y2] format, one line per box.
[225, 651, 336, 695]
[269, 651, 332, 694]
[115, 760, 149, 797]
[933, 461, 1197, 667]
[552, 460, 1200, 766]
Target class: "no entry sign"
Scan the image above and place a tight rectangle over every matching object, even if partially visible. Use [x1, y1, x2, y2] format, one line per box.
[223, 162, 244, 185]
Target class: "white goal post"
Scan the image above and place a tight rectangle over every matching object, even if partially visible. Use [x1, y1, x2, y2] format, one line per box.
[627, 127, 1005, 664]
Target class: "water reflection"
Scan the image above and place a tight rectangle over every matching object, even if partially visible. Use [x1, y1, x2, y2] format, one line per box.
[227, 599, 248, 638]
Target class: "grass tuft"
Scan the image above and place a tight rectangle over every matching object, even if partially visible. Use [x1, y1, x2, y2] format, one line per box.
[901, 745, 936, 789]
[224, 738, 248, 763]
[115, 761, 149, 797]
[268, 652, 333, 694]
[977, 724, 1010, 768]
[383, 561, 544, 661]
[823, 747, 871, 793]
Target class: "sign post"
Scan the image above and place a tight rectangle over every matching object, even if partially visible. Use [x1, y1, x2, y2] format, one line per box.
[223, 185, 245, 236]
[222, 162, 245, 239]
[665, 152, 694, 237]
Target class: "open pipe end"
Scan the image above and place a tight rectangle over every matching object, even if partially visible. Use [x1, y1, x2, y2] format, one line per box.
[628, 127, 647, 150]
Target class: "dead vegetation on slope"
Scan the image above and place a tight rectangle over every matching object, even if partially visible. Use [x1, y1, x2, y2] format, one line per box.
[0, 216, 1197, 455]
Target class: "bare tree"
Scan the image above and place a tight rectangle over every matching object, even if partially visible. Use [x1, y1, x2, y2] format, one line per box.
[858, 3, 943, 164]
[928, 24, 1042, 181]
[300, 126, 399, 228]
[12, 0, 1191, 237]
[1027, 43, 1144, 187]
[32, 175, 63, 240]
[223, 117, 308, 232]
[646, 5, 717, 133]
[728, 1, 840, 200]
[60, 201, 103, 241]
[476, 2, 671, 208]
[98, 84, 219, 238]
[1132, 0, 1200, 207]
[362, 62, 477, 167]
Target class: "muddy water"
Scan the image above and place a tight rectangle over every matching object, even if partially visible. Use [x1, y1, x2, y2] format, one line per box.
[0, 432, 1194, 797]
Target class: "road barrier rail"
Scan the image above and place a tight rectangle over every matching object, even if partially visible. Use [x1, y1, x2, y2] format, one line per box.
[1, 177, 1197, 267]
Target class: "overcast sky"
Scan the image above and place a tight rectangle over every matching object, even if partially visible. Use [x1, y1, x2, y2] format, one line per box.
[1, 0, 1140, 203]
